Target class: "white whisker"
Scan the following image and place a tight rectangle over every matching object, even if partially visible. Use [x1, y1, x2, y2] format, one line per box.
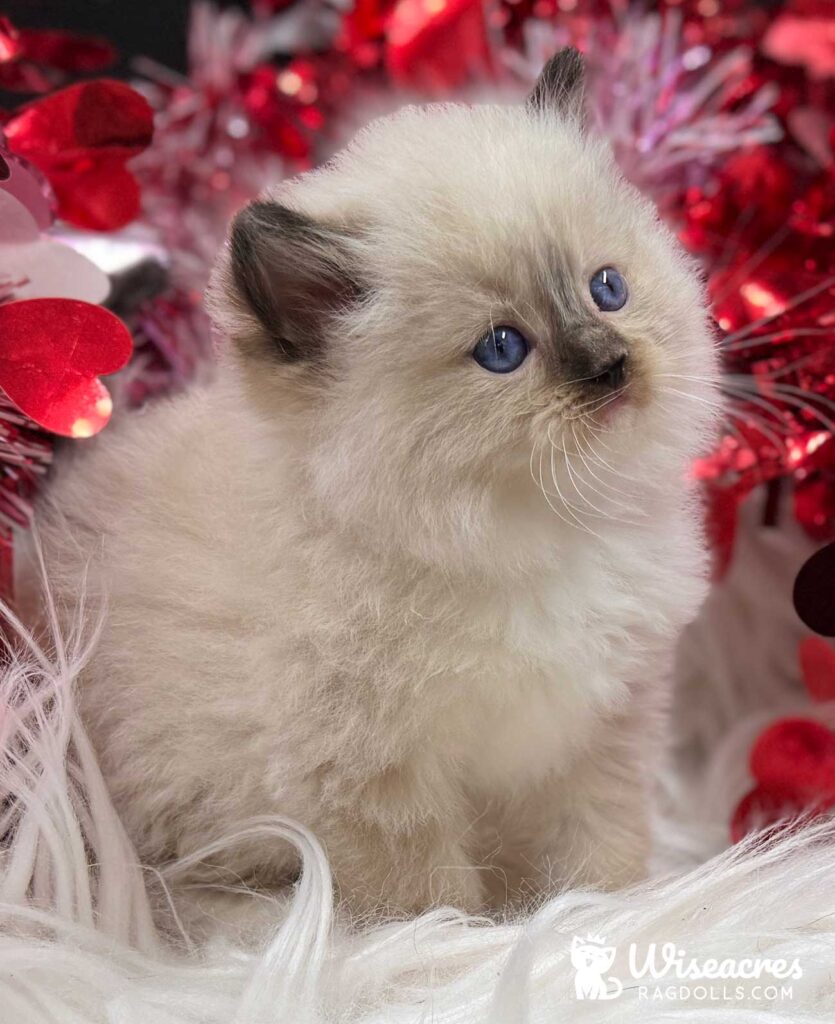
[548, 442, 600, 537]
[657, 386, 788, 459]
[569, 382, 630, 415]
[555, 436, 613, 521]
[578, 422, 650, 487]
[721, 380, 835, 437]
[654, 393, 758, 457]
[568, 426, 647, 518]
[710, 224, 790, 306]
[748, 382, 835, 427]
[721, 276, 835, 345]
[530, 442, 581, 533]
[722, 327, 831, 354]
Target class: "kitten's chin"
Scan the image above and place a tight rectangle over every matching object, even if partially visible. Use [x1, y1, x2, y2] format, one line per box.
[588, 390, 629, 426]
[576, 393, 642, 438]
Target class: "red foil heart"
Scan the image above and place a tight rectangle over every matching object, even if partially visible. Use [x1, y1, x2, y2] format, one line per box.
[0, 298, 133, 437]
[750, 718, 835, 801]
[4, 79, 153, 231]
[732, 717, 835, 842]
[0, 16, 115, 93]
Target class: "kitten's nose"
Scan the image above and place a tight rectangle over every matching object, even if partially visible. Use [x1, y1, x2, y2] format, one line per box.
[589, 352, 627, 391]
[560, 325, 629, 393]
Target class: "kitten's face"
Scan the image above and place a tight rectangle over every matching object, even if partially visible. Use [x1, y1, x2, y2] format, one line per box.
[213, 51, 718, 565]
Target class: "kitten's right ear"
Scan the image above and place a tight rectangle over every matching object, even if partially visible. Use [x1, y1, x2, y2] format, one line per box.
[527, 47, 586, 122]
[212, 199, 363, 363]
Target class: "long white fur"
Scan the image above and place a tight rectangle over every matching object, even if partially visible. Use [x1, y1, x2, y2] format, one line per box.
[28, 93, 720, 924]
[3, 549, 835, 1021]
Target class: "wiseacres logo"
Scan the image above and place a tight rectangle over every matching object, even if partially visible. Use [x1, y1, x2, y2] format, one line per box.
[570, 935, 802, 1003]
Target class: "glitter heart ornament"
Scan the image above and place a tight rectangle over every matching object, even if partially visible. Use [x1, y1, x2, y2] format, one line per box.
[731, 718, 835, 842]
[731, 634, 835, 842]
[4, 79, 153, 231]
[0, 298, 132, 437]
[0, 16, 115, 93]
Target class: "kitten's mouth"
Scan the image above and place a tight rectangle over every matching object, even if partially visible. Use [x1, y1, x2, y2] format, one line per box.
[573, 353, 632, 425]
[591, 384, 630, 425]
[577, 349, 655, 426]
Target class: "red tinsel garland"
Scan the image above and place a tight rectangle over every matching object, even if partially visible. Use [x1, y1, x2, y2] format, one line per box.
[0, 0, 832, 588]
[132, 0, 835, 559]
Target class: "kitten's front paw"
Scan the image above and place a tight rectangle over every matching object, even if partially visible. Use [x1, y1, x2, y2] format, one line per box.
[564, 814, 651, 892]
[331, 832, 486, 918]
[577, 840, 649, 891]
[163, 885, 294, 946]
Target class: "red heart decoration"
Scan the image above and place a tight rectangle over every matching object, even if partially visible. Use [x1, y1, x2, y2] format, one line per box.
[0, 298, 132, 437]
[46, 159, 142, 236]
[0, 16, 114, 93]
[732, 717, 835, 842]
[11, 27, 115, 76]
[4, 79, 153, 231]
[750, 718, 835, 800]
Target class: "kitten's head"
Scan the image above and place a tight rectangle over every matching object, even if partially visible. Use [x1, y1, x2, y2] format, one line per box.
[210, 50, 718, 569]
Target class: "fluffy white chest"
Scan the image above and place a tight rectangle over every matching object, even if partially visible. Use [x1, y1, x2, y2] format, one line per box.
[435, 566, 634, 794]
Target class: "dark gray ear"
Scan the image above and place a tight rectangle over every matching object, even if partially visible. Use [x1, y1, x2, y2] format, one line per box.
[527, 47, 586, 120]
[226, 200, 362, 362]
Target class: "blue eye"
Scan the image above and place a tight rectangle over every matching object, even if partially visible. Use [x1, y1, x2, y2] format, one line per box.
[590, 267, 628, 312]
[472, 325, 529, 374]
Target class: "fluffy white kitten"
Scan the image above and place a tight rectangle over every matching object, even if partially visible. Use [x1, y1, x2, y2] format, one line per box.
[34, 50, 718, 922]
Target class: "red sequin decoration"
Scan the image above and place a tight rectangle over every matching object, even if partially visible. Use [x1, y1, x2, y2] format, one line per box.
[4, 80, 153, 231]
[0, 299, 133, 438]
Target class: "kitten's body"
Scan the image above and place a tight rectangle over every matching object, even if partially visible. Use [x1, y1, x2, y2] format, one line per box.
[34, 55, 718, 922]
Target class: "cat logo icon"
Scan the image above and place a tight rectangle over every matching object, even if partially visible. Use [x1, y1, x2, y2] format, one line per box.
[571, 935, 624, 1000]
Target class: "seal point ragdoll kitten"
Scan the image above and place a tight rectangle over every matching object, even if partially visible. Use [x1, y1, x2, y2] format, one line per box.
[35, 50, 718, 923]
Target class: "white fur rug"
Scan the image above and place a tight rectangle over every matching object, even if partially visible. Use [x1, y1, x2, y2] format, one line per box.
[4, 495, 835, 1023]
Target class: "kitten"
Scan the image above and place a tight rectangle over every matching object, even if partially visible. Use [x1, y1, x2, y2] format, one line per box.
[34, 50, 718, 923]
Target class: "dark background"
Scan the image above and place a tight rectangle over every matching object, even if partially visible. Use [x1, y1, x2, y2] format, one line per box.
[4, 0, 202, 74]
[5, 1, 782, 79]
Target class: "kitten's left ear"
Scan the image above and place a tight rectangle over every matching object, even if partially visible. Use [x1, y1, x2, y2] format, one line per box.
[210, 199, 364, 364]
[527, 47, 586, 122]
